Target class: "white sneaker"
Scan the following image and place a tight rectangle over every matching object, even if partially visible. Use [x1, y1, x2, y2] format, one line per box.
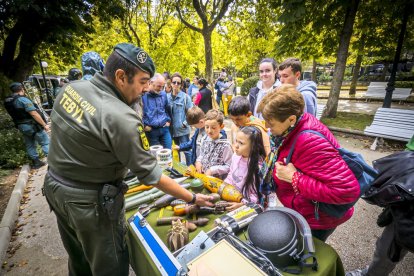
[346, 267, 368, 276]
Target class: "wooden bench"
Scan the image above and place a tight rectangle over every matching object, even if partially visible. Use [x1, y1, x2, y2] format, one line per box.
[364, 107, 414, 149]
[316, 104, 325, 120]
[365, 82, 412, 101]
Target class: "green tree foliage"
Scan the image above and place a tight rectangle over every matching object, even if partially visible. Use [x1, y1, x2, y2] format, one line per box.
[0, 0, 125, 82]
[219, 1, 280, 77]
[0, 109, 29, 168]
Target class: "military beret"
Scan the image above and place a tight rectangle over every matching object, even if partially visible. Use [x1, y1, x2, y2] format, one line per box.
[9, 82, 23, 92]
[114, 43, 155, 78]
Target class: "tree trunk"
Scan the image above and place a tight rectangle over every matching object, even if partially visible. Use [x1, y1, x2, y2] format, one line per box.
[379, 61, 389, 81]
[349, 36, 365, 96]
[349, 54, 362, 96]
[312, 60, 317, 82]
[383, 2, 410, 108]
[203, 31, 213, 83]
[324, 0, 360, 118]
[8, 23, 45, 82]
[0, 22, 24, 76]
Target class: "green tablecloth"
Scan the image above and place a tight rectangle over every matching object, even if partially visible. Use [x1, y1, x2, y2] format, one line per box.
[125, 206, 345, 276]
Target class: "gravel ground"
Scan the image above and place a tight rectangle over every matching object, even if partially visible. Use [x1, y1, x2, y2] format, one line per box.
[1, 132, 412, 275]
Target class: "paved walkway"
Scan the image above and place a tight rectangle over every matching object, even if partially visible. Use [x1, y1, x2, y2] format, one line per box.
[318, 99, 414, 115]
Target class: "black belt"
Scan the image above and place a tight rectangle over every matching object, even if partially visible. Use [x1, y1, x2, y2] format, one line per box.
[47, 168, 106, 190]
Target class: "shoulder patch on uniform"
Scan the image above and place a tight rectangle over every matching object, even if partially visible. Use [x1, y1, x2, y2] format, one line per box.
[138, 125, 149, 151]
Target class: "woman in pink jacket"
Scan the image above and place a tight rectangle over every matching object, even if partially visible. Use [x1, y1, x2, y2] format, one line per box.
[257, 84, 360, 242]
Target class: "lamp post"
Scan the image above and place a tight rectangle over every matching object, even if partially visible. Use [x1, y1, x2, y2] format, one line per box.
[39, 57, 54, 109]
[383, 3, 410, 108]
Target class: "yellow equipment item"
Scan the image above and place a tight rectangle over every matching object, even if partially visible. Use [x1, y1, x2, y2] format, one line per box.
[185, 165, 243, 203]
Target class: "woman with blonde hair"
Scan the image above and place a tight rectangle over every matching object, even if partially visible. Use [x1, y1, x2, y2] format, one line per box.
[257, 84, 360, 241]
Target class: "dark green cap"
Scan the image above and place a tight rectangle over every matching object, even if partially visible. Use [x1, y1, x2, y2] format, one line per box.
[9, 82, 23, 92]
[114, 43, 155, 78]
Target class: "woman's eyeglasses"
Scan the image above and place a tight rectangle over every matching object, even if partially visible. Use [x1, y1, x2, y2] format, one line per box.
[172, 81, 181, 85]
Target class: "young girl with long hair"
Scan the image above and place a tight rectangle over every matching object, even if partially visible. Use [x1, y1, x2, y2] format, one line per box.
[224, 126, 267, 210]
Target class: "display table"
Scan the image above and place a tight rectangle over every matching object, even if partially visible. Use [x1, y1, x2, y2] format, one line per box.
[125, 206, 345, 276]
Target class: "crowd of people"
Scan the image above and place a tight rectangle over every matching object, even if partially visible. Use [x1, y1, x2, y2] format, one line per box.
[3, 42, 412, 276]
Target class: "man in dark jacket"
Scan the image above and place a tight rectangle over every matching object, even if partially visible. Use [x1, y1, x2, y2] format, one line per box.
[142, 73, 172, 149]
[346, 137, 414, 276]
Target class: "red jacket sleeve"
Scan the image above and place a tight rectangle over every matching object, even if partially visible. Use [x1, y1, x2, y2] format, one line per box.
[291, 133, 360, 204]
[194, 93, 201, 105]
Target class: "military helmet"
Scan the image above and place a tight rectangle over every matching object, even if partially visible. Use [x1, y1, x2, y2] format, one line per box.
[67, 68, 82, 81]
[247, 207, 317, 271]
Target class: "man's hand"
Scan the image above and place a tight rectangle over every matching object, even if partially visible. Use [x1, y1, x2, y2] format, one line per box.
[172, 145, 180, 150]
[275, 162, 297, 183]
[164, 122, 170, 127]
[205, 169, 212, 176]
[144, 126, 152, 132]
[194, 194, 214, 207]
[225, 202, 244, 211]
[44, 125, 50, 132]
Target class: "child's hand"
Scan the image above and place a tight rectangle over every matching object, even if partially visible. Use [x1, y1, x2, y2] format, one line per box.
[172, 145, 180, 150]
[144, 126, 152, 132]
[195, 162, 202, 173]
[275, 162, 297, 183]
[226, 202, 244, 211]
[205, 169, 212, 176]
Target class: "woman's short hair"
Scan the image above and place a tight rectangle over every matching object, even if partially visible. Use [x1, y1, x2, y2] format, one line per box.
[257, 84, 304, 122]
[103, 51, 139, 83]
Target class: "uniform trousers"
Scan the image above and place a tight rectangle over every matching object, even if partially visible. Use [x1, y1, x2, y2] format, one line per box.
[43, 174, 129, 276]
[17, 123, 49, 159]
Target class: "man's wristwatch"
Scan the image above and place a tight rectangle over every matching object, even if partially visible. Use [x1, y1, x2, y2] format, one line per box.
[188, 192, 197, 204]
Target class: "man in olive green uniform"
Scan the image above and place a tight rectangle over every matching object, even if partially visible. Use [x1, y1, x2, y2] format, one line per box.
[43, 43, 213, 276]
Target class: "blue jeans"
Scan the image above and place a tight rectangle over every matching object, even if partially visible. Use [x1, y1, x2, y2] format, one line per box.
[216, 94, 222, 106]
[146, 127, 172, 149]
[173, 135, 191, 166]
[18, 123, 49, 160]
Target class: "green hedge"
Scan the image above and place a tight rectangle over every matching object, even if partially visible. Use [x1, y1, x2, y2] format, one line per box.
[0, 110, 29, 168]
[236, 77, 244, 87]
[240, 76, 259, 96]
[395, 81, 414, 89]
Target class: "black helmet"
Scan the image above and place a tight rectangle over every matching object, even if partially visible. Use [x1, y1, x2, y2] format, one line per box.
[247, 207, 317, 272]
[68, 68, 82, 81]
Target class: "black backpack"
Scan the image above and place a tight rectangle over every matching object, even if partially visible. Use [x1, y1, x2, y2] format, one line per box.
[4, 95, 33, 127]
[3, 95, 47, 128]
